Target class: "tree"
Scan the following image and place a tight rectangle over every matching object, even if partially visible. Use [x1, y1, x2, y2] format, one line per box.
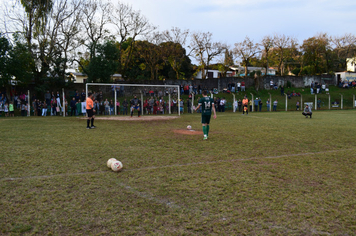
[111, 1, 156, 79]
[217, 48, 233, 77]
[190, 31, 225, 79]
[301, 34, 331, 75]
[84, 41, 120, 83]
[161, 27, 191, 80]
[273, 34, 293, 75]
[135, 40, 163, 80]
[0, 34, 11, 87]
[260, 35, 274, 76]
[233, 36, 260, 77]
[331, 33, 356, 71]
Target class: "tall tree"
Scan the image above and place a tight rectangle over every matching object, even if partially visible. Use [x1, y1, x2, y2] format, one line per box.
[233, 36, 260, 77]
[331, 33, 356, 71]
[190, 31, 225, 79]
[111, 1, 156, 79]
[273, 34, 293, 75]
[162, 27, 191, 79]
[260, 35, 274, 76]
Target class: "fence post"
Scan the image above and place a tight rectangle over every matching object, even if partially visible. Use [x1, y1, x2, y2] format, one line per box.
[191, 93, 194, 114]
[140, 92, 143, 116]
[268, 93, 272, 112]
[328, 94, 331, 110]
[250, 93, 254, 112]
[62, 88, 65, 117]
[27, 90, 30, 116]
[232, 93, 236, 112]
[340, 94, 343, 110]
[284, 93, 288, 111]
[315, 94, 317, 110]
[301, 94, 303, 111]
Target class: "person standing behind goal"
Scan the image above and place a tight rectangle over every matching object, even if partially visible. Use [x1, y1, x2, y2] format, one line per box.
[130, 95, 141, 117]
[195, 90, 217, 140]
[86, 93, 96, 129]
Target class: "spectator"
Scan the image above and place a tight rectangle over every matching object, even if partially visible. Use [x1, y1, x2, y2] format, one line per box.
[70, 97, 77, 116]
[104, 99, 110, 115]
[273, 99, 278, 111]
[270, 80, 274, 90]
[81, 89, 86, 102]
[241, 81, 245, 91]
[317, 98, 321, 109]
[237, 82, 241, 92]
[302, 105, 312, 118]
[76, 99, 82, 116]
[21, 102, 26, 116]
[116, 100, 120, 115]
[259, 98, 262, 112]
[42, 101, 48, 116]
[237, 99, 242, 112]
[122, 99, 128, 115]
[44, 91, 51, 106]
[110, 100, 114, 115]
[280, 85, 284, 96]
[220, 97, 226, 112]
[266, 99, 270, 111]
[296, 101, 300, 111]
[254, 97, 259, 112]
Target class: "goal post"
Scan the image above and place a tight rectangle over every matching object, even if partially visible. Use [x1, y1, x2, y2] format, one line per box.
[85, 83, 181, 116]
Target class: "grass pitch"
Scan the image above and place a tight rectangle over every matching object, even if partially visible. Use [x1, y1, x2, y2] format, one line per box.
[1, 111, 356, 235]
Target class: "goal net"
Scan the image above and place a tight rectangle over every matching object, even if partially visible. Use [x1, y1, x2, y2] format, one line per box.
[85, 83, 181, 116]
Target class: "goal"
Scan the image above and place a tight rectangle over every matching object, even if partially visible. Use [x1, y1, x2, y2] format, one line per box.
[85, 83, 181, 116]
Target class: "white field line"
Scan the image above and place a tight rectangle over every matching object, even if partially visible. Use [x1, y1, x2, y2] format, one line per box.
[2, 148, 354, 182]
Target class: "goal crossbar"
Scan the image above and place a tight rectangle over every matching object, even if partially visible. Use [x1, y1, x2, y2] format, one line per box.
[86, 83, 181, 116]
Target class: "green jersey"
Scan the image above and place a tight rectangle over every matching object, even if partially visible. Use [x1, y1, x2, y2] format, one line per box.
[198, 96, 214, 116]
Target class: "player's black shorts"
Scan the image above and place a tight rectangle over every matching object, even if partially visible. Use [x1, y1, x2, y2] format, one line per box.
[201, 114, 211, 124]
[87, 109, 94, 118]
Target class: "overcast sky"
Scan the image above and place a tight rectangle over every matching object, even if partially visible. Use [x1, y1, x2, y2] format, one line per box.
[120, 0, 356, 47]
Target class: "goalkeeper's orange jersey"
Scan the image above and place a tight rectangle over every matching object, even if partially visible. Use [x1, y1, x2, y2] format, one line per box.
[86, 97, 93, 110]
[242, 98, 248, 106]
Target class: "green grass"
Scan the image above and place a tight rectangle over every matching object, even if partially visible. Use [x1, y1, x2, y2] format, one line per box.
[1, 111, 356, 235]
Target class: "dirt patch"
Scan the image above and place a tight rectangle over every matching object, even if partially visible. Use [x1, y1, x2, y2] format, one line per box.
[89, 115, 180, 121]
[173, 129, 203, 135]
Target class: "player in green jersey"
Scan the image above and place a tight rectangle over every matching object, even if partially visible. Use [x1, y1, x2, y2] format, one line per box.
[195, 90, 217, 140]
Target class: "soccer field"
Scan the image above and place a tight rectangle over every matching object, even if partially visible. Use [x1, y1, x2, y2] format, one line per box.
[1, 111, 356, 235]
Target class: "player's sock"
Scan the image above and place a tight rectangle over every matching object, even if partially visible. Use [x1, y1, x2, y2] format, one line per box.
[138, 110, 140, 117]
[91, 118, 94, 126]
[202, 126, 206, 136]
[87, 119, 90, 127]
[131, 111, 133, 117]
[206, 125, 209, 136]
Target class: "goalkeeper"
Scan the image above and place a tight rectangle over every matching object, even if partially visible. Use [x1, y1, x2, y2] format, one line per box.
[130, 95, 141, 117]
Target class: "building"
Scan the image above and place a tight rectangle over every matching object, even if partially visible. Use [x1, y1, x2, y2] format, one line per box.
[346, 57, 356, 72]
[334, 71, 356, 82]
[195, 70, 233, 79]
[229, 66, 277, 77]
[70, 72, 123, 83]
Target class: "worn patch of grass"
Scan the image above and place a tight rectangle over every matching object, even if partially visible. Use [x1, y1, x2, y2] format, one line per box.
[1, 111, 356, 235]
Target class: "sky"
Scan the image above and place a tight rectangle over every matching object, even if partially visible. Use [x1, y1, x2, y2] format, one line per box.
[120, 0, 356, 48]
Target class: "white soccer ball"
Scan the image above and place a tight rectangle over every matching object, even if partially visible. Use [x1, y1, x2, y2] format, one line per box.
[107, 158, 117, 168]
[187, 125, 192, 130]
[111, 160, 123, 172]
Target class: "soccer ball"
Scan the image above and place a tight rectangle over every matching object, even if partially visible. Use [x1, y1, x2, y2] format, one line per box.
[111, 160, 123, 172]
[187, 125, 192, 130]
[107, 158, 117, 168]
